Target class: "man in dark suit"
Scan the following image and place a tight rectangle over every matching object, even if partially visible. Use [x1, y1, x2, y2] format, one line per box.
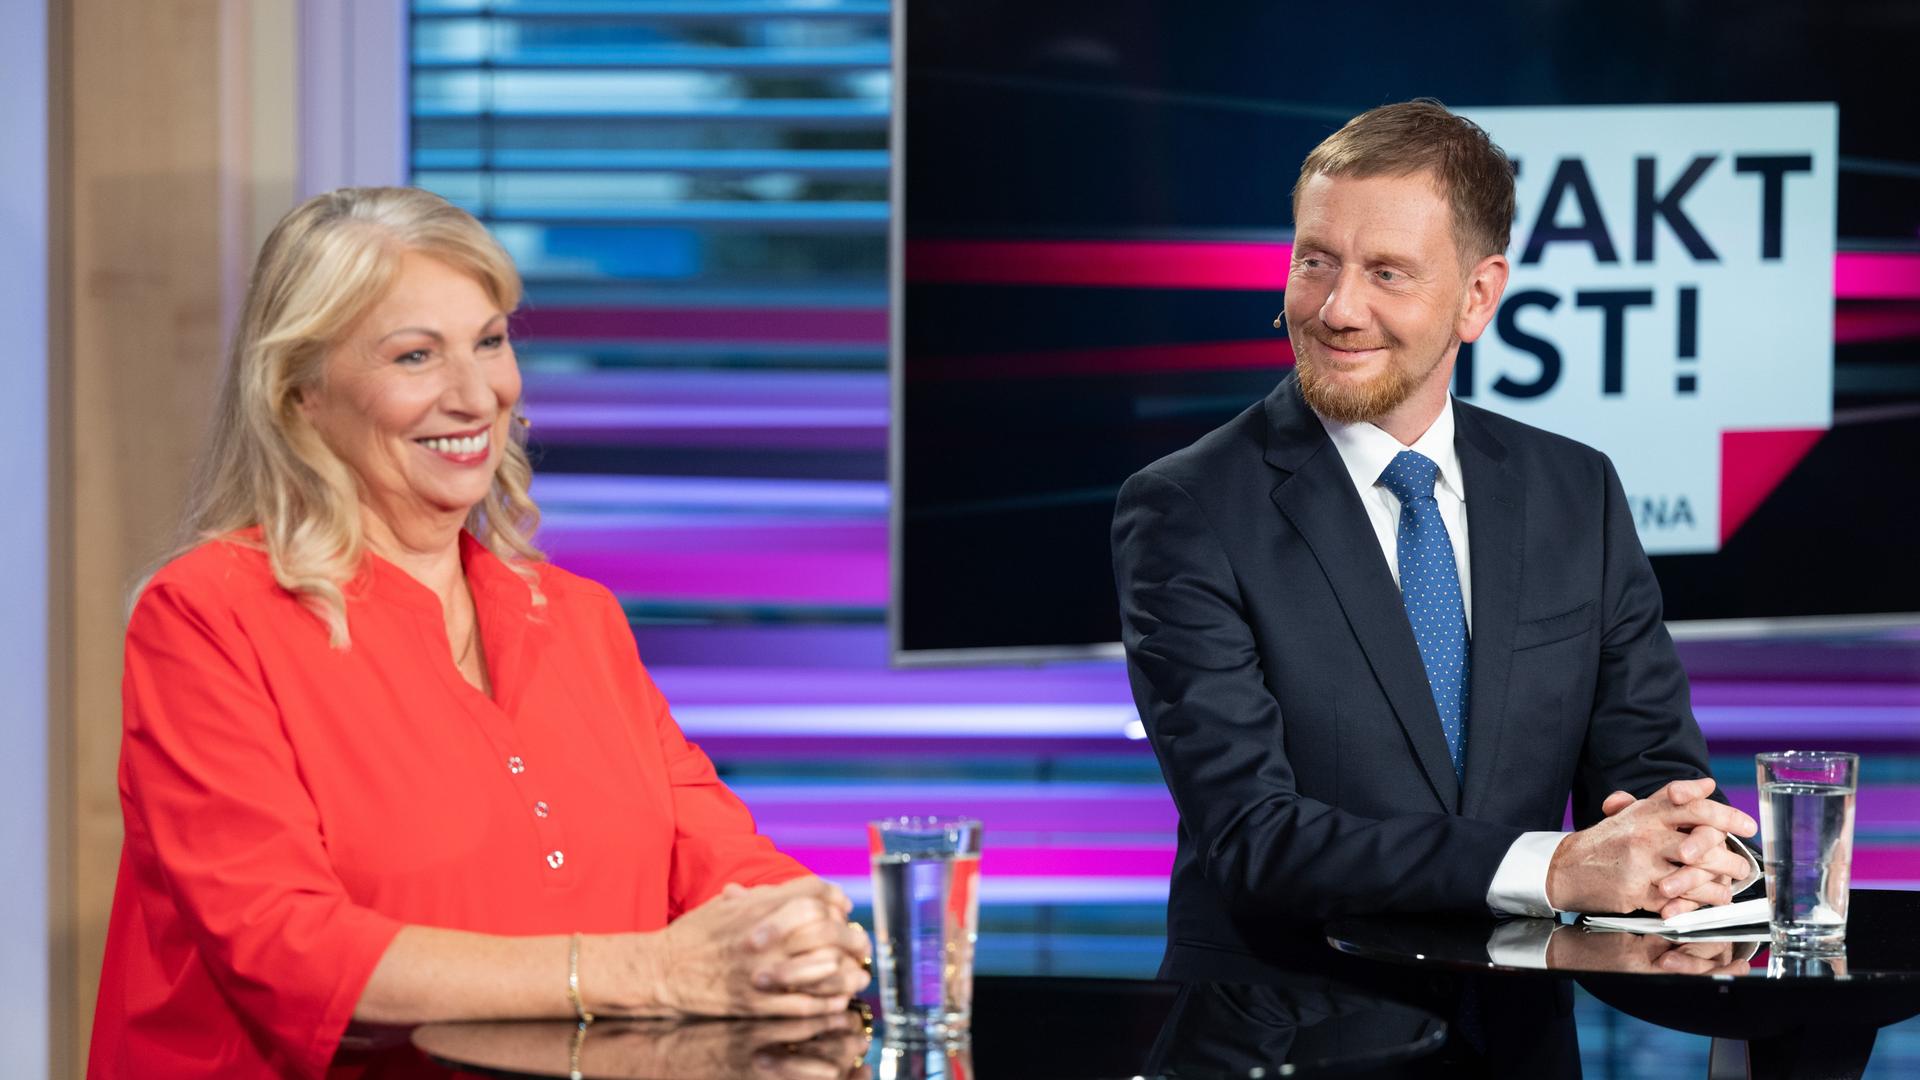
[1111, 101, 1757, 979]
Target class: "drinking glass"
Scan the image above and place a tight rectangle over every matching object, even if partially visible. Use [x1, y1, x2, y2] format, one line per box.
[1755, 751, 1858, 953]
[867, 817, 981, 1037]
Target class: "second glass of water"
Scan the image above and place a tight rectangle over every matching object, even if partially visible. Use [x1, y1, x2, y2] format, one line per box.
[868, 816, 981, 1038]
[1756, 751, 1858, 953]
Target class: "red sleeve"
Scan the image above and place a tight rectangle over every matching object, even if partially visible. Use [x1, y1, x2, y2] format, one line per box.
[122, 581, 404, 1079]
[594, 589, 808, 915]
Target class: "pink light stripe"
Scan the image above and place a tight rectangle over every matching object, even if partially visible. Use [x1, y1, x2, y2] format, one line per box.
[1855, 847, 1920, 882]
[780, 845, 1174, 878]
[909, 239, 1292, 290]
[912, 241, 1920, 302]
[1835, 252, 1920, 300]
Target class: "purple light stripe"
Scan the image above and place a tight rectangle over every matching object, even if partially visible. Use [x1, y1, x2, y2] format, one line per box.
[739, 791, 1178, 831]
[649, 664, 1132, 705]
[543, 521, 883, 551]
[1692, 682, 1920, 706]
[659, 700, 1920, 742]
[524, 369, 884, 405]
[631, 625, 887, 668]
[765, 822, 1172, 842]
[1695, 706, 1920, 739]
[1722, 785, 1920, 827]
[517, 306, 887, 345]
[648, 667, 1920, 710]
[531, 473, 886, 511]
[536, 425, 887, 450]
[673, 704, 1139, 737]
[530, 404, 886, 430]
[686, 735, 1155, 759]
[541, 511, 880, 532]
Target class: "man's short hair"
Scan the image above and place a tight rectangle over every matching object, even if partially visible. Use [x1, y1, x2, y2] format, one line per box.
[1292, 99, 1516, 263]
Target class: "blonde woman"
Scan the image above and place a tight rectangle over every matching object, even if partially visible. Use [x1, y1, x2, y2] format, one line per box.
[89, 188, 870, 1079]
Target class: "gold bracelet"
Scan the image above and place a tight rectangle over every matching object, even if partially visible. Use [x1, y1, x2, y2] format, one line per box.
[567, 932, 595, 1025]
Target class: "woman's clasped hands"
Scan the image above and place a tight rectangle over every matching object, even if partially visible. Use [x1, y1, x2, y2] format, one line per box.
[600, 876, 872, 1019]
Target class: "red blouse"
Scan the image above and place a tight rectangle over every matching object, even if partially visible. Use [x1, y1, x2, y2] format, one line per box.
[89, 532, 806, 1078]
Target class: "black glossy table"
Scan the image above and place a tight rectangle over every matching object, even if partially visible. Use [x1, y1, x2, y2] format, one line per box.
[328, 975, 1448, 1078]
[1326, 888, 1920, 1080]
[324, 890, 1919, 1078]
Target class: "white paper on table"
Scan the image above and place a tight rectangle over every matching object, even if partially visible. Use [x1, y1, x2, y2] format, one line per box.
[1581, 897, 1771, 936]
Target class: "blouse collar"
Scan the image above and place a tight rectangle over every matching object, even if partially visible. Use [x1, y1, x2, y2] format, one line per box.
[359, 529, 536, 621]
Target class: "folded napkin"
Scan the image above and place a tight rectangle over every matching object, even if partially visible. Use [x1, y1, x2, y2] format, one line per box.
[1582, 897, 1770, 935]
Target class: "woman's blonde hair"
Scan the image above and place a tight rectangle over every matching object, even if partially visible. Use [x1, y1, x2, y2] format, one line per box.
[170, 186, 543, 646]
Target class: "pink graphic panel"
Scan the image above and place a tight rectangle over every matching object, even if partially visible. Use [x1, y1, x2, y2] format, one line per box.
[1720, 428, 1826, 544]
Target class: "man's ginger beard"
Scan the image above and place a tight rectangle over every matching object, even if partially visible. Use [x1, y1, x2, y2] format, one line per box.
[1290, 323, 1455, 425]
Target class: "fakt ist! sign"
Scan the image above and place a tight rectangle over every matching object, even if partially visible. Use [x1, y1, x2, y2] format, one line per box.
[1456, 104, 1837, 555]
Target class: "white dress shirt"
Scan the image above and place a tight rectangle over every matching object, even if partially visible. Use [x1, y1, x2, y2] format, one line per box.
[1319, 399, 1565, 917]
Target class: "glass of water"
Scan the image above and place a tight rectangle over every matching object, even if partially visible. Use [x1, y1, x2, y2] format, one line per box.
[867, 817, 981, 1038]
[1756, 751, 1858, 953]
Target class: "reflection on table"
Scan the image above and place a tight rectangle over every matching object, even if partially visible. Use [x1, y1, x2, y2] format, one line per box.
[1329, 887, 1920, 983]
[1326, 888, 1920, 1079]
[375, 975, 1452, 1079]
[412, 1012, 872, 1080]
[1143, 982, 1445, 1078]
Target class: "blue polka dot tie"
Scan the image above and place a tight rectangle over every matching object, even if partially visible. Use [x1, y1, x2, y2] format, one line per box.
[1378, 450, 1470, 783]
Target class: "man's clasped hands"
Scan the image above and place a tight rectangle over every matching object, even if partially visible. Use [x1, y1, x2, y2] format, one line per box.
[1546, 777, 1759, 919]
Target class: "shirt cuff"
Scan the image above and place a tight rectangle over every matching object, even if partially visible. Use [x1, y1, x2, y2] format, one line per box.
[1486, 831, 1567, 918]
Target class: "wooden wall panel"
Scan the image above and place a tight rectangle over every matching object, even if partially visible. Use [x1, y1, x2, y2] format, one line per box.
[55, 1, 293, 1071]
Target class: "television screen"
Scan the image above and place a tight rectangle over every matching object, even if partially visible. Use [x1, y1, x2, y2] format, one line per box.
[892, 0, 1920, 662]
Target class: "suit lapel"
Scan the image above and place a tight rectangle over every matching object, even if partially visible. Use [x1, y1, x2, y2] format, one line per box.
[1454, 404, 1526, 817]
[1263, 378, 1461, 814]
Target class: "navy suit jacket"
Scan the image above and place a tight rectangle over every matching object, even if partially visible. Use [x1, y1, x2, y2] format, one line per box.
[1111, 373, 1716, 978]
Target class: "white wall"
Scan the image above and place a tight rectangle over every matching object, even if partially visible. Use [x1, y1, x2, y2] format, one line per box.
[0, 0, 52, 1074]
[300, 0, 409, 196]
